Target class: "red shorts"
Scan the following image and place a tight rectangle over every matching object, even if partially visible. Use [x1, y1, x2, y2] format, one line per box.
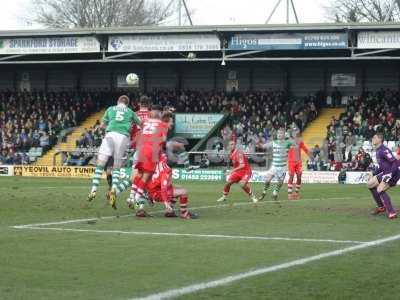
[148, 187, 173, 202]
[228, 169, 252, 183]
[135, 145, 159, 173]
[288, 161, 302, 176]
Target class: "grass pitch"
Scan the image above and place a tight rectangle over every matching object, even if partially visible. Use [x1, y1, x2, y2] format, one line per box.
[1, 177, 400, 300]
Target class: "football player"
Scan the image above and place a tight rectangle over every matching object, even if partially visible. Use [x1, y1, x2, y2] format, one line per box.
[88, 95, 141, 209]
[217, 139, 257, 203]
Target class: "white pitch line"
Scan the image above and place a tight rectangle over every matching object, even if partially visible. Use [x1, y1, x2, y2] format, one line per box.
[11, 197, 352, 229]
[16, 226, 366, 245]
[131, 233, 400, 300]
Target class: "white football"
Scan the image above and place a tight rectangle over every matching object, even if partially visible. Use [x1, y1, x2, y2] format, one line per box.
[126, 73, 139, 86]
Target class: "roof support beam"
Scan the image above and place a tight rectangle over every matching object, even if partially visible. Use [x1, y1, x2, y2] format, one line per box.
[353, 48, 398, 57]
[104, 52, 142, 59]
[2, 56, 400, 64]
[0, 54, 26, 61]
[225, 50, 266, 58]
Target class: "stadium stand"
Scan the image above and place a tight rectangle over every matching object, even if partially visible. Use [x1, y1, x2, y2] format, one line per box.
[321, 89, 400, 171]
[0, 90, 103, 164]
[60, 89, 319, 166]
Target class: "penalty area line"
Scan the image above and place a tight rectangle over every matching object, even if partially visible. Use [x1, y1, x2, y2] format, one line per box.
[131, 233, 400, 300]
[13, 226, 367, 245]
[10, 196, 352, 229]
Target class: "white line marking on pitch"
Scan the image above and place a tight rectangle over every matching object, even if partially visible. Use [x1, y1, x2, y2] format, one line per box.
[11, 197, 352, 229]
[15, 226, 366, 244]
[131, 233, 400, 300]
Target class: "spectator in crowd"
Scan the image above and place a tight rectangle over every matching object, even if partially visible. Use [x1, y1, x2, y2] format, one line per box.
[0, 90, 101, 164]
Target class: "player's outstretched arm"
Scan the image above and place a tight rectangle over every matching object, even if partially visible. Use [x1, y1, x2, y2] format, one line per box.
[131, 111, 142, 126]
[258, 141, 273, 150]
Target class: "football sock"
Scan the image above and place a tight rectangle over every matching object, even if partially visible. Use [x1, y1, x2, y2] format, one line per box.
[223, 184, 231, 197]
[135, 178, 147, 201]
[263, 181, 270, 193]
[295, 173, 302, 193]
[242, 185, 253, 196]
[129, 177, 139, 200]
[116, 178, 130, 195]
[379, 191, 396, 215]
[287, 183, 293, 194]
[91, 165, 103, 193]
[288, 176, 294, 194]
[170, 199, 177, 209]
[272, 182, 282, 195]
[106, 173, 112, 190]
[179, 195, 188, 215]
[369, 187, 384, 207]
[111, 168, 120, 191]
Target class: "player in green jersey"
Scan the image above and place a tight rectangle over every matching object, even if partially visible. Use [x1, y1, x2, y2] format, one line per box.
[88, 95, 141, 209]
[258, 128, 293, 201]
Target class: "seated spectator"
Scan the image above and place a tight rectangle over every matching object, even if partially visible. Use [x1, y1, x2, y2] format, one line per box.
[39, 132, 50, 152]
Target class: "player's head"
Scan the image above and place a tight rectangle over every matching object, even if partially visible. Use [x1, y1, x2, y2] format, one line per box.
[228, 139, 236, 152]
[139, 95, 150, 108]
[372, 133, 384, 147]
[150, 104, 162, 119]
[117, 95, 130, 106]
[291, 130, 301, 140]
[162, 110, 174, 129]
[277, 128, 285, 140]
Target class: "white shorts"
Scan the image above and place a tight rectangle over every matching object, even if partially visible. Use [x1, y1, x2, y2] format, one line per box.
[266, 166, 286, 182]
[98, 132, 130, 162]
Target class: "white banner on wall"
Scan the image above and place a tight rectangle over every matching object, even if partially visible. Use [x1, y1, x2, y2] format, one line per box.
[0, 165, 14, 176]
[0, 37, 100, 54]
[249, 170, 339, 184]
[345, 172, 371, 184]
[331, 73, 356, 87]
[108, 34, 221, 52]
[358, 31, 400, 49]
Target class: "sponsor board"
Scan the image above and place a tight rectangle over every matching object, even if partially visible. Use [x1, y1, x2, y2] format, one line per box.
[13, 165, 97, 178]
[172, 169, 224, 181]
[331, 73, 356, 87]
[0, 37, 100, 54]
[228, 33, 348, 50]
[174, 114, 224, 139]
[358, 31, 400, 49]
[345, 172, 371, 184]
[0, 165, 13, 176]
[249, 170, 339, 184]
[108, 34, 221, 52]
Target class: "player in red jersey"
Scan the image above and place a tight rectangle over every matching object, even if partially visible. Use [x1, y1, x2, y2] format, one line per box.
[146, 153, 197, 219]
[128, 96, 151, 204]
[128, 107, 171, 215]
[217, 140, 258, 203]
[130, 96, 151, 150]
[287, 132, 311, 200]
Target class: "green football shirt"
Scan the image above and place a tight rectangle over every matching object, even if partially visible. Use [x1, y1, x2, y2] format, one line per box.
[102, 105, 141, 136]
[272, 139, 293, 168]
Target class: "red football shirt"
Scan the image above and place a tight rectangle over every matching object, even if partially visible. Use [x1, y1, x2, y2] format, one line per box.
[230, 148, 251, 172]
[148, 155, 172, 202]
[288, 141, 309, 163]
[130, 108, 151, 148]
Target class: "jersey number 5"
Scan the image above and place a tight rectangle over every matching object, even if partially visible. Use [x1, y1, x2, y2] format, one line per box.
[116, 111, 124, 121]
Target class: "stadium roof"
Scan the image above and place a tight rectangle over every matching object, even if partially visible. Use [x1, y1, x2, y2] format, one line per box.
[1, 22, 400, 37]
[1, 22, 400, 64]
